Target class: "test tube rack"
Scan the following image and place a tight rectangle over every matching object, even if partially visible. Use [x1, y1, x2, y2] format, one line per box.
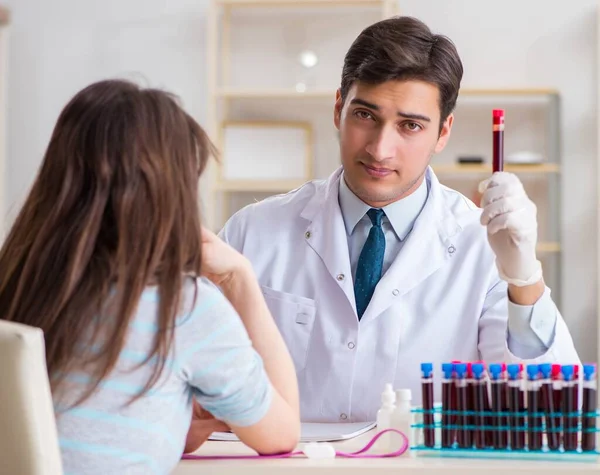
[410, 406, 600, 461]
[413, 362, 599, 462]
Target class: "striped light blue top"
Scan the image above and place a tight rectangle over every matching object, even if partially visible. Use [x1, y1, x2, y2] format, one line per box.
[55, 277, 272, 475]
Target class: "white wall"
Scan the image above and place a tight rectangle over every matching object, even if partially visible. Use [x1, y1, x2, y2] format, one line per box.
[4, 0, 212, 217]
[5, 0, 598, 360]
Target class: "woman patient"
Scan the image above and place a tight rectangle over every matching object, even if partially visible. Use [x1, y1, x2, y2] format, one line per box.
[0, 79, 300, 474]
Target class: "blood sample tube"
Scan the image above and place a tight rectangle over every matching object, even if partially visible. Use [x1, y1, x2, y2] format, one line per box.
[450, 361, 462, 445]
[455, 363, 472, 448]
[561, 365, 577, 451]
[479, 363, 493, 447]
[493, 109, 504, 172]
[466, 362, 476, 445]
[526, 364, 542, 451]
[539, 363, 559, 451]
[471, 363, 487, 449]
[582, 364, 597, 452]
[489, 363, 507, 449]
[421, 362, 435, 448]
[441, 363, 454, 448]
[551, 364, 563, 449]
[507, 364, 525, 450]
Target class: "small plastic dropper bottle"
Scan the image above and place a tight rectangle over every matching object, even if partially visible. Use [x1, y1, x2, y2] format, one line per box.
[376, 383, 396, 449]
[390, 388, 412, 454]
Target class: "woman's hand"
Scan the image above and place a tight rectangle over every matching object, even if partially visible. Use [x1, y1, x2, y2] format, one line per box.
[201, 227, 252, 288]
[183, 400, 230, 454]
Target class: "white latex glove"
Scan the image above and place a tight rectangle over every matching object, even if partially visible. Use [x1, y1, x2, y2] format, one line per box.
[478, 172, 543, 287]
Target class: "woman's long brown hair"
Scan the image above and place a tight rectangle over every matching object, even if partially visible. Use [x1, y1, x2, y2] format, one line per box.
[0, 79, 215, 407]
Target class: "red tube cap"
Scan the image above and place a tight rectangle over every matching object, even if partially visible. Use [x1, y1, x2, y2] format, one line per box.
[493, 109, 505, 124]
[551, 364, 562, 379]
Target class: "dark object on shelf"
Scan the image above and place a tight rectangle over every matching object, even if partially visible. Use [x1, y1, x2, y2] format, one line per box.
[457, 156, 484, 164]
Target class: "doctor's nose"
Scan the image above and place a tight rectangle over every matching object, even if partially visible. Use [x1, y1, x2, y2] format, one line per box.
[364, 126, 397, 162]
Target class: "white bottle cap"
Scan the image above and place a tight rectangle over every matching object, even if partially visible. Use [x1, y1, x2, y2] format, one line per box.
[382, 383, 396, 404]
[395, 389, 412, 401]
[302, 442, 336, 459]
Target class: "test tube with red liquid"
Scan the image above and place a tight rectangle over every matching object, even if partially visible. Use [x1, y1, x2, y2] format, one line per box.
[561, 365, 578, 451]
[551, 364, 563, 449]
[441, 363, 455, 448]
[507, 364, 525, 450]
[526, 364, 542, 451]
[489, 363, 507, 449]
[539, 363, 559, 451]
[471, 363, 487, 449]
[493, 109, 504, 172]
[455, 363, 472, 448]
[421, 362, 435, 448]
[582, 364, 597, 452]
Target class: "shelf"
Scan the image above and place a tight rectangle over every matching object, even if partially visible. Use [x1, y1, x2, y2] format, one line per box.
[537, 242, 561, 254]
[217, 0, 386, 6]
[217, 88, 335, 98]
[215, 179, 307, 191]
[217, 88, 559, 99]
[459, 88, 559, 96]
[432, 163, 560, 174]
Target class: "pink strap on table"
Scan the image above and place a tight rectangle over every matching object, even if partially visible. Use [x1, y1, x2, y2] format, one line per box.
[181, 428, 409, 460]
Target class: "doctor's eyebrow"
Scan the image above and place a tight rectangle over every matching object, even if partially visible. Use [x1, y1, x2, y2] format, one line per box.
[349, 98, 431, 122]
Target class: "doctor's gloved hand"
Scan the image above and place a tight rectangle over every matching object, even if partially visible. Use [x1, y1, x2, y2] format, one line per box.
[479, 172, 543, 287]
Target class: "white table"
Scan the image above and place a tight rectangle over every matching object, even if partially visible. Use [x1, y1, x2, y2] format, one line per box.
[173, 429, 600, 475]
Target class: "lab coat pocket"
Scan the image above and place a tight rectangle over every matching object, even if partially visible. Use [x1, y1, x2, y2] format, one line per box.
[261, 286, 316, 373]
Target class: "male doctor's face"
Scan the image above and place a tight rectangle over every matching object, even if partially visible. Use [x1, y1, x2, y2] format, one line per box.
[334, 79, 453, 208]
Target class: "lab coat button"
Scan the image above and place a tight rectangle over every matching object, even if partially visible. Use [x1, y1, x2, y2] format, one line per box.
[336, 273, 345, 281]
[448, 245, 456, 254]
[340, 413, 348, 420]
[347, 342, 355, 349]
[305, 231, 312, 239]
[392, 289, 399, 296]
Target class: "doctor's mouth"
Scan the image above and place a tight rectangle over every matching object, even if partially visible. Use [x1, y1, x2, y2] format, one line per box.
[360, 162, 396, 178]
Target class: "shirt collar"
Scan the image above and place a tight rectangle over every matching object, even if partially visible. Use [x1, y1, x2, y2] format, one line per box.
[338, 172, 429, 241]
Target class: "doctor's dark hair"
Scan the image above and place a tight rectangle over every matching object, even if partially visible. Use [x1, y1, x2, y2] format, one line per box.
[340, 16, 463, 126]
[0, 79, 215, 408]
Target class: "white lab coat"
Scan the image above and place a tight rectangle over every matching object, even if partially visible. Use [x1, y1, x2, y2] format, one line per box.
[219, 166, 579, 422]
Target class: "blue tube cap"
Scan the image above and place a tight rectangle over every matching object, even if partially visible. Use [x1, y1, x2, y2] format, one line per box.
[442, 363, 454, 379]
[488, 363, 503, 380]
[526, 364, 539, 380]
[421, 362, 433, 378]
[583, 364, 596, 381]
[507, 364, 521, 381]
[539, 363, 552, 379]
[471, 363, 485, 379]
[455, 363, 467, 379]
[561, 365, 574, 381]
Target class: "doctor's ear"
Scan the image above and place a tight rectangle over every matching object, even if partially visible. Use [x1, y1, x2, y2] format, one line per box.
[334, 89, 343, 131]
[434, 113, 454, 154]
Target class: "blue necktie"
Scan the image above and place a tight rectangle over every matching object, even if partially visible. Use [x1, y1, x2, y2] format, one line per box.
[354, 208, 386, 320]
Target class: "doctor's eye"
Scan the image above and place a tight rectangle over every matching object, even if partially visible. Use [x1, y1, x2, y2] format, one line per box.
[402, 121, 423, 132]
[353, 110, 375, 121]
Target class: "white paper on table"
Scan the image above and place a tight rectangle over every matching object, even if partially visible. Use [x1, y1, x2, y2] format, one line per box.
[209, 421, 376, 443]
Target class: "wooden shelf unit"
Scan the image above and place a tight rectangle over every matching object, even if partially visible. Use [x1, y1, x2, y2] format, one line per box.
[205, 0, 398, 229]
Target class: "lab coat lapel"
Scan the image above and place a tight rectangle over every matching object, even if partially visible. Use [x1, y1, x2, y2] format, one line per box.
[360, 168, 463, 324]
[300, 168, 357, 314]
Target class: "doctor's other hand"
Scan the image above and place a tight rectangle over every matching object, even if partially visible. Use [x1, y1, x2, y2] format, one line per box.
[184, 400, 229, 454]
[201, 226, 252, 288]
[479, 172, 543, 289]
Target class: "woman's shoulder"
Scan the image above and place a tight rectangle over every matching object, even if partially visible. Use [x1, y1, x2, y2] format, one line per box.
[177, 277, 237, 326]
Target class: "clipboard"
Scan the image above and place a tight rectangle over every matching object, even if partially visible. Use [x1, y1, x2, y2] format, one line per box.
[209, 421, 376, 443]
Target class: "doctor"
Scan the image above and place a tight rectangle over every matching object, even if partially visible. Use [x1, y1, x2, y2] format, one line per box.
[218, 16, 580, 422]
